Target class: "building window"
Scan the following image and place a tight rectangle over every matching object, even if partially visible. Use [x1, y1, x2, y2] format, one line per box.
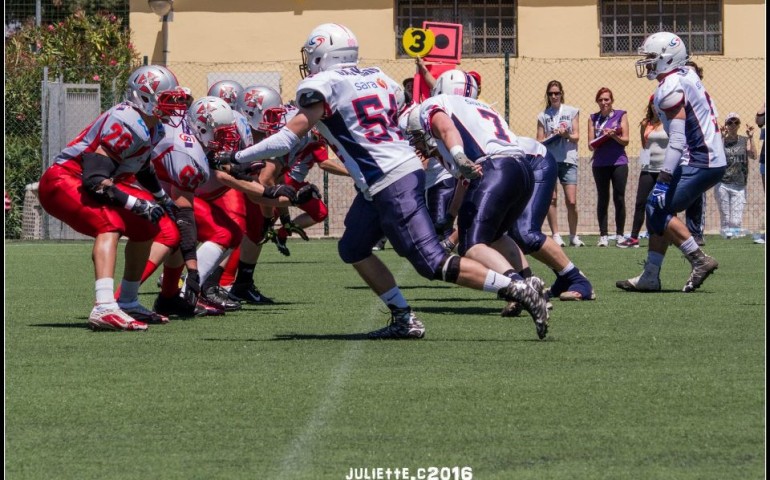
[396, 1, 517, 58]
[599, 0, 722, 56]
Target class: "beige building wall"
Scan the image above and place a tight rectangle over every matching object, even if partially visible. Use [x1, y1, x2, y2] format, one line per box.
[128, 1, 766, 236]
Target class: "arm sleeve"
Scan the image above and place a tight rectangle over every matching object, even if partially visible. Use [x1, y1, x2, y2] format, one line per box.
[81, 152, 131, 207]
[661, 118, 686, 175]
[135, 161, 165, 197]
[234, 127, 300, 164]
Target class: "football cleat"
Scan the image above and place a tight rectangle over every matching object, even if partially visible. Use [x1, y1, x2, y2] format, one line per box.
[227, 282, 275, 305]
[368, 305, 425, 339]
[118, 301, 169, 324]
[153, 294, 206, 318]
[89, 304, 148, 331]
[682, 250, 718, 293]
[202, 285, 242, 311]
[499, 278, 549, 339]
[272, 233, 291, 256]
[500, 301, 522, 317]
[616, 263, 661, 292]
[196, 297, 226, 316]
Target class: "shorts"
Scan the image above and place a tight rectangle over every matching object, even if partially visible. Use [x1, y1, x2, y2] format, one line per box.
[557, 162, 578, 185]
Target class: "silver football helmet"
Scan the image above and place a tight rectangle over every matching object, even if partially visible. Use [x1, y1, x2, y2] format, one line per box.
[186, 96, 240, 152]
[125, 65, 190, 121]
[431, 69, 479, 99]
[237, 85, 283, 132]
[208, 80, 244, 107]
[300, 23, 359, 78]
[635, 32, 689, 80]
[405, 106, 438, 158]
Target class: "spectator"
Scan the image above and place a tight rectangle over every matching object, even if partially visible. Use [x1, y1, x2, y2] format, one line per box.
[715, 112, 756, 238]
[755, 101, 766, 244]
[587, 87, 629, 247]
[619, 96, 667, 248]
[536, 80, 583, 247]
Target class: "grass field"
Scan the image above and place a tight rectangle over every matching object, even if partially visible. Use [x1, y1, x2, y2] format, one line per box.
[5, 236, 765, 480]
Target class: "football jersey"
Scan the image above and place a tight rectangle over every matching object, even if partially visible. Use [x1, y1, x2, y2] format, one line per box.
[233, 110, 254, 148]
[296, 66, 422, 196]
[397, 102, 451, 189]
[150, 120, 211, 193]
[55, 102, 164, 180]
[419, 94, 525, 178]
[654, 67, 726, 169]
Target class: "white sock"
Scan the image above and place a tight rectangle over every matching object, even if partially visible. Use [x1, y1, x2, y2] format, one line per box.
[379, 287, 408, 309]
[558, 262, 576, 276]
[95, 278, 115, 305]
[483, 270, 512, 293]
[117, 280, 140, 305]
[196, 242, 226, 285]
[678, 237, 699, 255]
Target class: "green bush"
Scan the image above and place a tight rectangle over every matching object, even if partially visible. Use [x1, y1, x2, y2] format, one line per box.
[4, 9, 140, 238]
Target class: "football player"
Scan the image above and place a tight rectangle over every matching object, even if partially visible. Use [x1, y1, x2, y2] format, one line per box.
[618, 32, 726, 292]
[37, 65, 190, 331]
[220, 24, 549, 339]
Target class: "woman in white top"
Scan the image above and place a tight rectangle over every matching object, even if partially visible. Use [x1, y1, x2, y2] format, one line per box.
[536, 80, 583, 247]
[619, 97, 667, 248]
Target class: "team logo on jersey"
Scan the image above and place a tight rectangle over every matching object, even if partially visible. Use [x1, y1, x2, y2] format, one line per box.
[178, 133, 195, 148]
[136, 70, 161, 94]
[376, 78, 388, 89]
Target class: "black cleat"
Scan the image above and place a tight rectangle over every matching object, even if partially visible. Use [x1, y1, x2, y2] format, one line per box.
[227, 282, 275, 305]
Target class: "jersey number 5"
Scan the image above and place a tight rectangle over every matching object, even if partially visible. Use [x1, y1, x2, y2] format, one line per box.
[352, 94, 403, 144]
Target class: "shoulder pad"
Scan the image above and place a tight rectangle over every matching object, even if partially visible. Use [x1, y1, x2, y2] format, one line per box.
[297, 90, 325, 108]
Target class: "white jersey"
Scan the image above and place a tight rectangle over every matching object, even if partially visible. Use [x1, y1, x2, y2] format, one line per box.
[297, 66, 422, 197]
[233, 110, 254, 148]
[149, 120, 211, 193]
[398, 102, 452, 189]
[55, 102, 164, 179]
[654, 67, 726, 169]
[419, 94, 525, 178]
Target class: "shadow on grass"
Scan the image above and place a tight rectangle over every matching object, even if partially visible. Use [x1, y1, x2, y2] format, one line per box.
[31, 322, 90, 329]
[345, 284, 453, 291]
[416, 306, 501, 315]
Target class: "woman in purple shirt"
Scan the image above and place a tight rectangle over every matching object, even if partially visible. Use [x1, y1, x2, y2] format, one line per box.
[588, 87, 630, 247]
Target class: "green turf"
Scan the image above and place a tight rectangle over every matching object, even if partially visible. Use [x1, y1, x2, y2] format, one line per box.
[5, 237, 765, 479]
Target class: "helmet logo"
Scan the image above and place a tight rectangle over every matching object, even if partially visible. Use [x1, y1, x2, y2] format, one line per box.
[309, 36, 326, 49]
[668, 37, 681, 48]
[136, 70, 161, 95]
[243, 91, 264, 110]
[218, 86, 236, 103]
[195, 102, 217, 124]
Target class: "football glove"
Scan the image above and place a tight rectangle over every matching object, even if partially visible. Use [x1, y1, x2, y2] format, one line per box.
[154, 194, 178, 222]
[206, 149, 236, 170]
[648, 181, 669, 209]
[130, 198, 165, 223]
[284, 221, 309, 241]
[182, 269, 201, 309]
[263, 184, 297, 201]
[293, 183, 321, 205]
[229, 161, 265, 181]
[453, 151, 481, 180]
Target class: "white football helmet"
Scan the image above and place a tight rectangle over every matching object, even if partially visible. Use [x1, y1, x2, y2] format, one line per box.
[431, 69, 479, 99]
[186, 96, 240, 151]
[208, 80, 244, 107]
[300, 23, 359, 78]
[125, 65, 190, 120]
[237, 85, 283, 132]
[635, 32, 689, 80]
[405, 106, 438, 158]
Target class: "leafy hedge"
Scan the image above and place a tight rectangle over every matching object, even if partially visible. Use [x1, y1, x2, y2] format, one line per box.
[4, 9, 140, 238]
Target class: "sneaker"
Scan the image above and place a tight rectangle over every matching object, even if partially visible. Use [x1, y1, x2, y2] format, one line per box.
[89, 304, 148, 331]
[227, 282, 275, 305]
[682, 251, 718, 293]
[753, 234, 765, 244]
[597, 236, 609, 247]
[119, 301, 169, 324]
[202, 285, 242, 311]
[368, 305, 425, 339]
[196, 297, 226, 316]
[616, 263, 661, 291]
[569, 235, 585, 247]
[617, 237, 640, 249]
[615, 235, 627, 246]
[552, 233, 566, 247]
[498, 278, 549, 340]
[153, 294, 206, 317]
[272, 233, 291, 256]
[372, 238, 387, 251]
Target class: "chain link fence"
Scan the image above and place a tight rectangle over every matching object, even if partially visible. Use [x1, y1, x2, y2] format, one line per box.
[7, 55, 765, 240]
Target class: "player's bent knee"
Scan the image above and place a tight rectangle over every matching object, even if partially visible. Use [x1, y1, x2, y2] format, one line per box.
[432, 254, 461, 284]
[517, 231, 546, 255]
[338, 238, 369, 264]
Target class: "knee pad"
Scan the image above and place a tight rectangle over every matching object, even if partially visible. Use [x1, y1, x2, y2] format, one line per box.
[433, 254, 461, 283]
[517, 231, 547, 255]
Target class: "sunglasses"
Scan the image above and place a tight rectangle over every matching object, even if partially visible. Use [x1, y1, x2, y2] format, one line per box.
[548, 91, 562, 96]
[725, 120, 740, 125]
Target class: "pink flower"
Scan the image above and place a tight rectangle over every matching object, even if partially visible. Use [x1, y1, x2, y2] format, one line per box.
[109, 15, 117, 23]
[47, 25, 55, 31]
[109, 59, 117, 66]
[101, 53, 106, 59]
[16, 114, 26, 121]
[92, 75, 100, 81]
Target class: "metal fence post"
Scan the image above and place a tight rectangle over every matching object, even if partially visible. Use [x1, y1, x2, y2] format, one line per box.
[41, 66, 49, 239]
[504, 52, 510, 125]
[323, 170, 330, 236]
